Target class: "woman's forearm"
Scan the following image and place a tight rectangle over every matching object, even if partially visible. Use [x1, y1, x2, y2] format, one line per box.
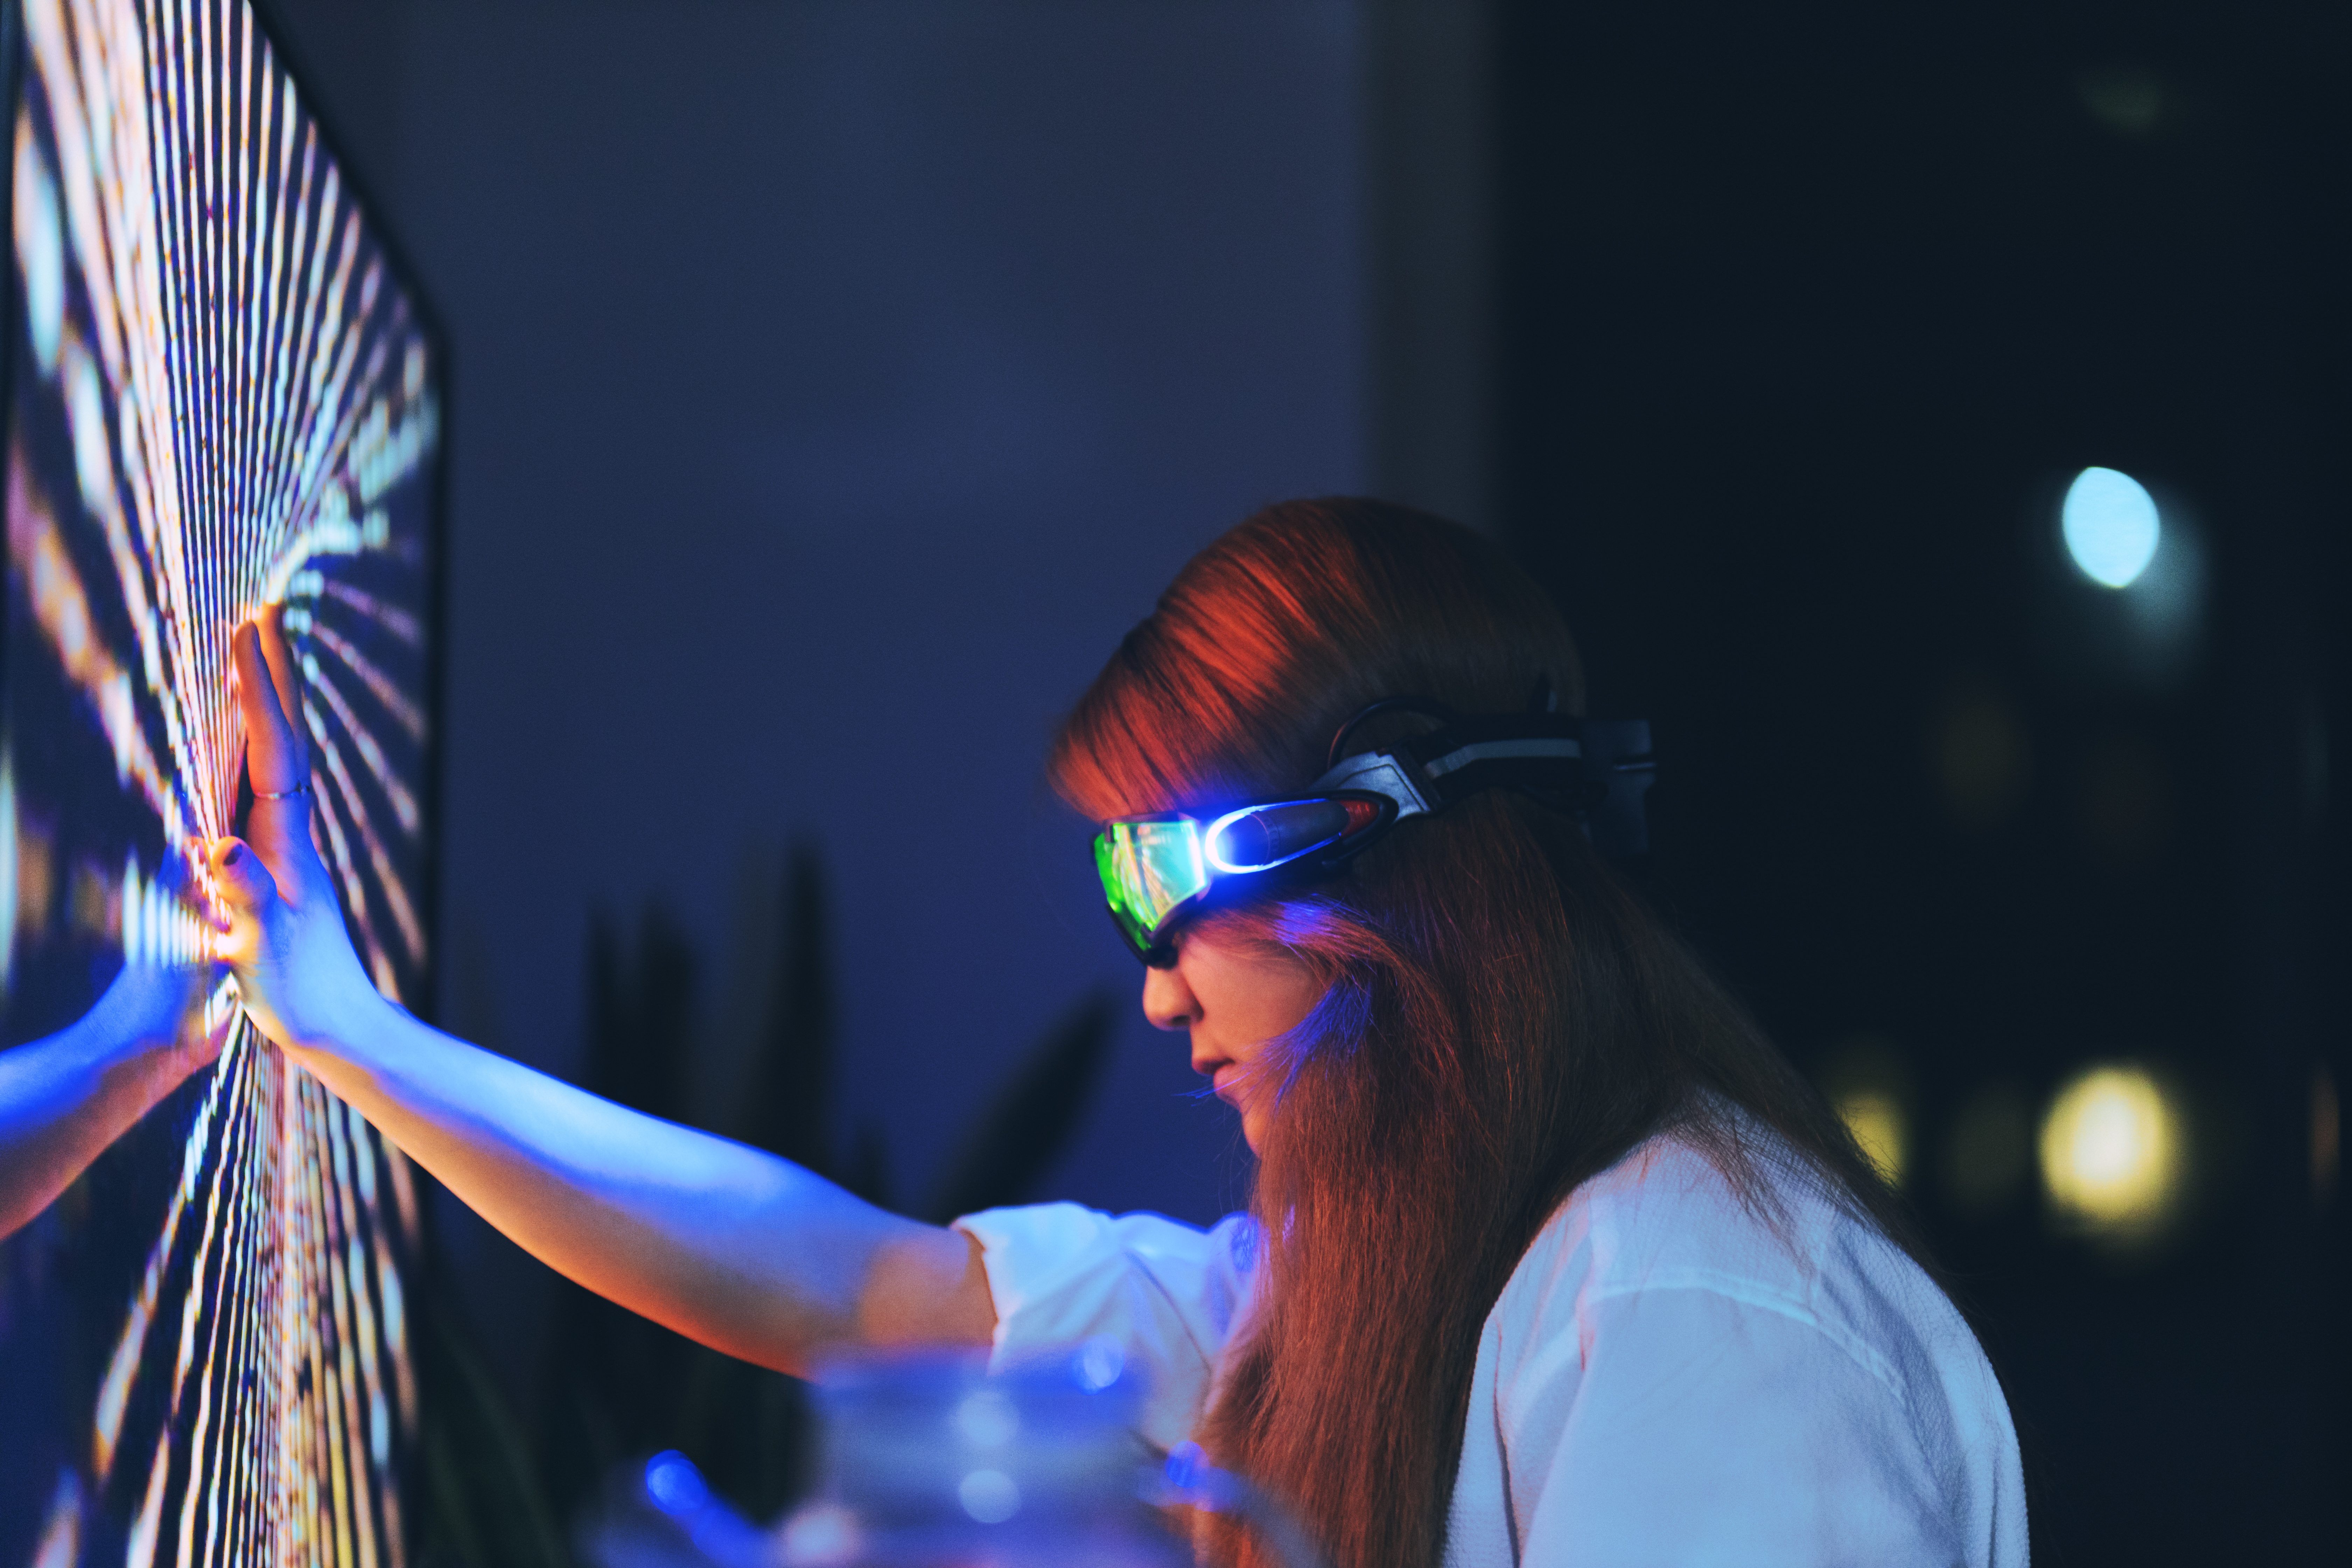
[0, 1001, 205, 1241]
[286, 998, 993, 1374]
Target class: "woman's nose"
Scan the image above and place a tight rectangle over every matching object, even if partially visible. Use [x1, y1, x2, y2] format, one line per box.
[1141, 961, 1196, 1031]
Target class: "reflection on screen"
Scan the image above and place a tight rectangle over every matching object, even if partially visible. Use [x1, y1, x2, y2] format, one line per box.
[0, 0, 438, 1561]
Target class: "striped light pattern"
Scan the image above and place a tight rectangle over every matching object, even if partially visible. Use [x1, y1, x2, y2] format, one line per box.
[2, 0, 438, 1562]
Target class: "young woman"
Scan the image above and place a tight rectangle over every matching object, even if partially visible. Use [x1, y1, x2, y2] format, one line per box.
[211, 499, 2025, 1567]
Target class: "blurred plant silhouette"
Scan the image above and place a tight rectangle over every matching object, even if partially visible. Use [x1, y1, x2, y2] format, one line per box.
[410, 841, 1117, 1565]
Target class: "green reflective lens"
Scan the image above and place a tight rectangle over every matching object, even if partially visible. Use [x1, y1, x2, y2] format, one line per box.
[1094, 818, 1209, 958]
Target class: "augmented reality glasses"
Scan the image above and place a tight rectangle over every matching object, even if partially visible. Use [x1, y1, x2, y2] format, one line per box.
[1092, 698, 1655, 966]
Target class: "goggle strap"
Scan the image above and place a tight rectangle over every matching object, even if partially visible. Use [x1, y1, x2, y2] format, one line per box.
[1310, 752, 1434, 817]
[1314, 714, 1657, 851]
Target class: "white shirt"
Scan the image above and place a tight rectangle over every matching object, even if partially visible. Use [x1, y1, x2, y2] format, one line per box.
[956, 1130, 2028, 1566]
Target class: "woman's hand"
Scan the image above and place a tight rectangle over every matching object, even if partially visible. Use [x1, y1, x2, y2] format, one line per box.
[0, 956, 230, 1241]
[83, 953, 228, 1077]
[206, 610, 386, 1053]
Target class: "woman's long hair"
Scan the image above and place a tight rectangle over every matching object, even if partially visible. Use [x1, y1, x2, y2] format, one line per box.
[1049, 500, 1925, 1568]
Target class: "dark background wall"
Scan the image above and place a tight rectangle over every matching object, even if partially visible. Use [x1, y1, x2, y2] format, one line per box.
[1497, 2, 2345, 1561]
[267, 2, 2343, 1563]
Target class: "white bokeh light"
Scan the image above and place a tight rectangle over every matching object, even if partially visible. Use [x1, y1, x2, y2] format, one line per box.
[2040, 1065, 2184, 1233]
[2062, 466, 2162, 588]
[958, 1469, 1022, 1524]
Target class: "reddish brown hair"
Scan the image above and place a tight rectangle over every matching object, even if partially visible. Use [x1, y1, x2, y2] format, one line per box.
[1050, 499, 1921, 1568]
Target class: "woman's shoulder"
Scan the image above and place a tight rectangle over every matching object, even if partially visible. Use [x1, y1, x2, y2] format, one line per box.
[1463, 1130, 2028, 1568]
[1490, 1125, 1981, 1403]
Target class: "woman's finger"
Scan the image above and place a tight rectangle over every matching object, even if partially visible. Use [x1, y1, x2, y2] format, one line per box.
[208, 835, 282, 916]
[254, 606, 312, 776]
[233, 621, 307, 796]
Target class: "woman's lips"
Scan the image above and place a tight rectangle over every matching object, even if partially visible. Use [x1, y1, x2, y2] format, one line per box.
[1211, 1064, 1245, 1106]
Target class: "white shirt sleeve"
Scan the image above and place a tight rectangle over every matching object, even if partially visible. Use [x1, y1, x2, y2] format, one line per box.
[953, 1202, 1257, 1454]
[1500, 1284, 1968, 1567]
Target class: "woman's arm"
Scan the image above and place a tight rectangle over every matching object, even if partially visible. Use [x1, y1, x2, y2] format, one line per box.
[210, 614, 993, 1374]
[0, 961, 223, 1241]
[272, 1000, 989, 1373]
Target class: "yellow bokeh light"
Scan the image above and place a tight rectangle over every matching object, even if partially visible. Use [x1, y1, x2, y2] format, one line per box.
[2039, 1065, 2183, 1232]
[1835, 1089, 1909, 1188]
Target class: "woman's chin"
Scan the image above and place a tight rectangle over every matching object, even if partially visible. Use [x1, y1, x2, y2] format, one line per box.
[1238, 1106, 1267, 1157]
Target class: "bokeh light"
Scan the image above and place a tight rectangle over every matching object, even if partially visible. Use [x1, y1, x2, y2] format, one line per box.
[2040, 1065, 2185, 1236]
[954, 1390, 1021, 1450]
[2061, 467, 2162, 589]
[645, 1451, 710, 1516]
[1821, 1038, 1912, 1189]
[958, 1468, 1021, 1524]
[1834, 1088, 1909, 1188]
[1075, 1336, 1126, 1392]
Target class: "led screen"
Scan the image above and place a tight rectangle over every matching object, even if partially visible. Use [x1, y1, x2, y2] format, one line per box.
[0, 0, 439, 1561]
